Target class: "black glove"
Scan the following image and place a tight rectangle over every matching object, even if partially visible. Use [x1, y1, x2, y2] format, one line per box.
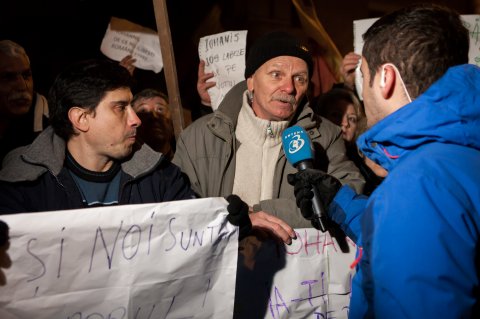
[226, 195, 252, 240]
[287, 168, 342, 221]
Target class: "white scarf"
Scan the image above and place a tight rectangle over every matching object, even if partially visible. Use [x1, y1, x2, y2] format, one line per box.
[232, 91, 289, 207]
[33, 93, 49, 132]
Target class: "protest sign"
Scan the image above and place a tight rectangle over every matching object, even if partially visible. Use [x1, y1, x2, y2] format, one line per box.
[352, 15, 480, 99]
[100, 17, 163, 73]
[235, 230, 356, 319]
[461, 15, 480, 65]
[198, 30, 248, 110]
[0, 198, 238, 319]
[0, 198, 356, 319]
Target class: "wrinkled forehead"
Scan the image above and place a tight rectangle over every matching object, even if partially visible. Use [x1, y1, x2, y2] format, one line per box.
[261, 55, 308, 72]
[0, 52, 31, 72]
[135, 96, 167, 105]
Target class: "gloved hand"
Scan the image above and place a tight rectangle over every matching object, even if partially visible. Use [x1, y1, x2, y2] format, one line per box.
[287, 168, 342, 221]
[226, 195, 252, 240]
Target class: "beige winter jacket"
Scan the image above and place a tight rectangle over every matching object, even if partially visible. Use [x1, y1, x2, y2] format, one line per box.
[173, 81, 364, 228]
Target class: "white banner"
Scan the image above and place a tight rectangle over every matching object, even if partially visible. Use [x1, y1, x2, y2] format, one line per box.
[0, 198, 238, 319]
[235, 229, 356, 319]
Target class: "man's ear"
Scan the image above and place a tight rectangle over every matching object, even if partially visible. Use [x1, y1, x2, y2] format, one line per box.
[379, 67, 386, 88]
[68, 107, 89, 133]
[378, 65, 395, 99]
[246, 76, 254, 92]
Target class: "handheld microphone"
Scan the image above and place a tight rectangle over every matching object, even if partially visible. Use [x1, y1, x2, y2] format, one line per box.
[282, 125, 327, 232]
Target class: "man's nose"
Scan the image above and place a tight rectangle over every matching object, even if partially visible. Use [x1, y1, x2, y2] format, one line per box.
[128, 106, 142, 127]
[280, 78, 295, 94]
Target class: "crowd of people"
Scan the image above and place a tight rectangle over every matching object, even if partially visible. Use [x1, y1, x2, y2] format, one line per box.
[0, 3, 479, 318]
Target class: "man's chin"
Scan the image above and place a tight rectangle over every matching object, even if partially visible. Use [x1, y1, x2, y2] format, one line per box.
[120, 143, 136, 159]
[8, 103, 31, 116]
[273, 110, 295, 121]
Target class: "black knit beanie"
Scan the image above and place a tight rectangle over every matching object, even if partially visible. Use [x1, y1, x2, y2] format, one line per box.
[244, 31, 314, 79]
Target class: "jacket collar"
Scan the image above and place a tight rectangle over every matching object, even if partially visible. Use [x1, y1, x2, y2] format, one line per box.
[0, 126, 163, 182]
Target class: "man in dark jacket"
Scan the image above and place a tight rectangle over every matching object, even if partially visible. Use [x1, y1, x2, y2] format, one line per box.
[0, 59, 195, 213]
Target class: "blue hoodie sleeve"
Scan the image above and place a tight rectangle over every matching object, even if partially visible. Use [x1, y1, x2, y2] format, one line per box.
[329, 185, 368, 244]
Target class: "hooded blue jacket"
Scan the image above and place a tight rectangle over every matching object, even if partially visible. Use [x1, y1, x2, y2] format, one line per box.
[330, 64, 480, 318]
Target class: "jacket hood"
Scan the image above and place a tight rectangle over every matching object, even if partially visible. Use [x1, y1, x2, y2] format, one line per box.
[0, 126, 163, 182]
[357, 64, 480, 172]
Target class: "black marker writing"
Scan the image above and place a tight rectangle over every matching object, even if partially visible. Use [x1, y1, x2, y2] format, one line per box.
[26, 238, 46, 282]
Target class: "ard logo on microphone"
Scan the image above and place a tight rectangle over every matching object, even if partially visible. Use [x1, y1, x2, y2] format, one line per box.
[284, 130, 305, 155]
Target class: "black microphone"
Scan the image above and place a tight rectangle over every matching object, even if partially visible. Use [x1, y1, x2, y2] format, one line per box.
[282, 125, 327, 232]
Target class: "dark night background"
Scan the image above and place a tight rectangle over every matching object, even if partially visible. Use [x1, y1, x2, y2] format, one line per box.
[0, 0, 222, 120]
[0, 0, 475, 122]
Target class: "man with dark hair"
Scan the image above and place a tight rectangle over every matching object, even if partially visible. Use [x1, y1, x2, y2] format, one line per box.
[0, 59, 195, 212]
[361, 4, 469, 100]
[288, 4, 480, 318]
[132, 88, 176, 160]
[132, 88, 171, 120]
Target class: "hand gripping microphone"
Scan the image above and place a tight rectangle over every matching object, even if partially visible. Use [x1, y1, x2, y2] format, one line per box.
[282, 125, 327, 232]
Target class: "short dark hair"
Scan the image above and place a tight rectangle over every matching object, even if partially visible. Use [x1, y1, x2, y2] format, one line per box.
[314, 87, 363, 117]
[362, 4, 469, 98]
[313, 87, 366, 137]
[49, 59, 134, 140]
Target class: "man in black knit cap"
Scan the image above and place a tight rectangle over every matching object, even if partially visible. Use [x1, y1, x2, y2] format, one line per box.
[174, 30, 364, 318]
[174, 30, 364, 234]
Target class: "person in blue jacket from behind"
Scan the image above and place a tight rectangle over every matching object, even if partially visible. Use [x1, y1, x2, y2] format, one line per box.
[288, 3, 480, 318]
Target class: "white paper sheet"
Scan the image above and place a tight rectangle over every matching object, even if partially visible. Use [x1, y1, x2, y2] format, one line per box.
[100, 17, 163, 73]
[198, 30, 248, 110]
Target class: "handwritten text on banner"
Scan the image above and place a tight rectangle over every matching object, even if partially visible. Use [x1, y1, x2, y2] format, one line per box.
[0, 198, 238, 319]
[0, 198, 356, 319]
